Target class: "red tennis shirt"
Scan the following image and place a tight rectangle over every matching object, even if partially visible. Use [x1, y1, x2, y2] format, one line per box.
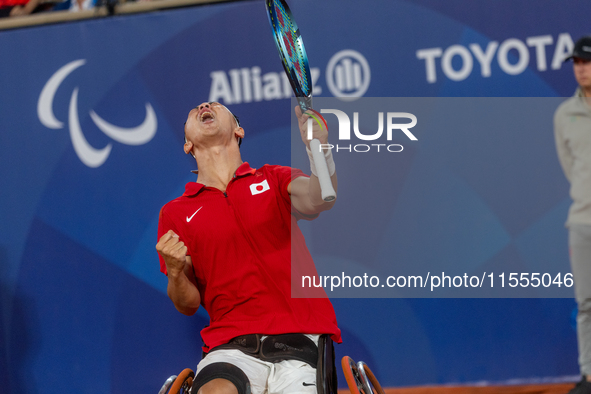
[158, 163, 341, 351]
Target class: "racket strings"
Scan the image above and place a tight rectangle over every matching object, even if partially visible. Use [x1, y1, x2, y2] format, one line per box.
[273, 2, 310, 92]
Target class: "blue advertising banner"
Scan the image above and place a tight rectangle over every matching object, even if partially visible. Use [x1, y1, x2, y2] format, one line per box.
[1, 0, 590, 392]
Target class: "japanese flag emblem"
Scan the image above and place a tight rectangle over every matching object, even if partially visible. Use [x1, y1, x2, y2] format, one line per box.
[250, 179, 270, 195]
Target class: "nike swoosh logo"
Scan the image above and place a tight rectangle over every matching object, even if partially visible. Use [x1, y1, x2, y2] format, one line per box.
[302, 382, 316, 387]
[186, 206, 203, 222]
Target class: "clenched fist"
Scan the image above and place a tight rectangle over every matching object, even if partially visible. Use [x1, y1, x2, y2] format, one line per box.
[156, 230, 190, 276]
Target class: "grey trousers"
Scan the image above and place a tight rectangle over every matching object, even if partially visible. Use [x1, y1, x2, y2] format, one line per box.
[569, 224, 591, 377]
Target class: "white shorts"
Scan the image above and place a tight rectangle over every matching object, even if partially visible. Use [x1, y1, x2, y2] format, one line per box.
[196, 335, 319, 394]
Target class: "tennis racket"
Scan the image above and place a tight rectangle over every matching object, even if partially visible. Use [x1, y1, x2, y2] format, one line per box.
[265, 0, 336, 202]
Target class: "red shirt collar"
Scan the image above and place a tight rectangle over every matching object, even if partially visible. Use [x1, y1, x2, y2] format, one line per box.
[183, 162, 256, 197]
[235, 162, 257, 177]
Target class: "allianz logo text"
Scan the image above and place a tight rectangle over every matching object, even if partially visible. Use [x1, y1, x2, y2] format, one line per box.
[208, 50, 371, 104]
[209, 67, 321, 104]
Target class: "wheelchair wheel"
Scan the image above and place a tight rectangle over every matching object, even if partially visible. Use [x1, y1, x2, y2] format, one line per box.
[165, 368, 195, 394]
[357, 361, 385, 394]
[341, 357, 385, 394]
[341, 356, 362, 394]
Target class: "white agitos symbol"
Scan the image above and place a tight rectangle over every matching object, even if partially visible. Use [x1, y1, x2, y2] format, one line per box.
[38, 59, 158, 168]
[250, 180, 270, 195]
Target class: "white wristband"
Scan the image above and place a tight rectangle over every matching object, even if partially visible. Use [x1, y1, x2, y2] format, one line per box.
[306, 145, 335, 177]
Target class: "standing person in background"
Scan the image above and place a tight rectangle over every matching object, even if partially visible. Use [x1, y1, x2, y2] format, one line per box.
[555, 35, 591, 394]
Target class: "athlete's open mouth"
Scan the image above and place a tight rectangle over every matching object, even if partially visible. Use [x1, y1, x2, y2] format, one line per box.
[200, 111, 214, 123]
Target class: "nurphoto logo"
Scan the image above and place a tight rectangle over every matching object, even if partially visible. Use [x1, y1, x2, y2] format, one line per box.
[307, 109, 417, 153]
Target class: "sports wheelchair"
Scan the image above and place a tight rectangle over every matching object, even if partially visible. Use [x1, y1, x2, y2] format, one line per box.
[159, 356, 383, 394]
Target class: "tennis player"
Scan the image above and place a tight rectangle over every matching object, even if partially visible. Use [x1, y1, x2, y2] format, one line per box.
[156, 102, 341, 394]
[554, 36, 591, 394]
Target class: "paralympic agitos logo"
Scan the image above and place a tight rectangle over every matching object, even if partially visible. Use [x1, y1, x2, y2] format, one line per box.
[307, 110, 418, 153]
[38, 59, 157, 168]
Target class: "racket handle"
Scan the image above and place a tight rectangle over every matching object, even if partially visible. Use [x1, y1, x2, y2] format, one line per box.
[309, 139, 336, 202]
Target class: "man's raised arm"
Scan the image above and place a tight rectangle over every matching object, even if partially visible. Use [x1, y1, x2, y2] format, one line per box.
[289, 106, 337, 216]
